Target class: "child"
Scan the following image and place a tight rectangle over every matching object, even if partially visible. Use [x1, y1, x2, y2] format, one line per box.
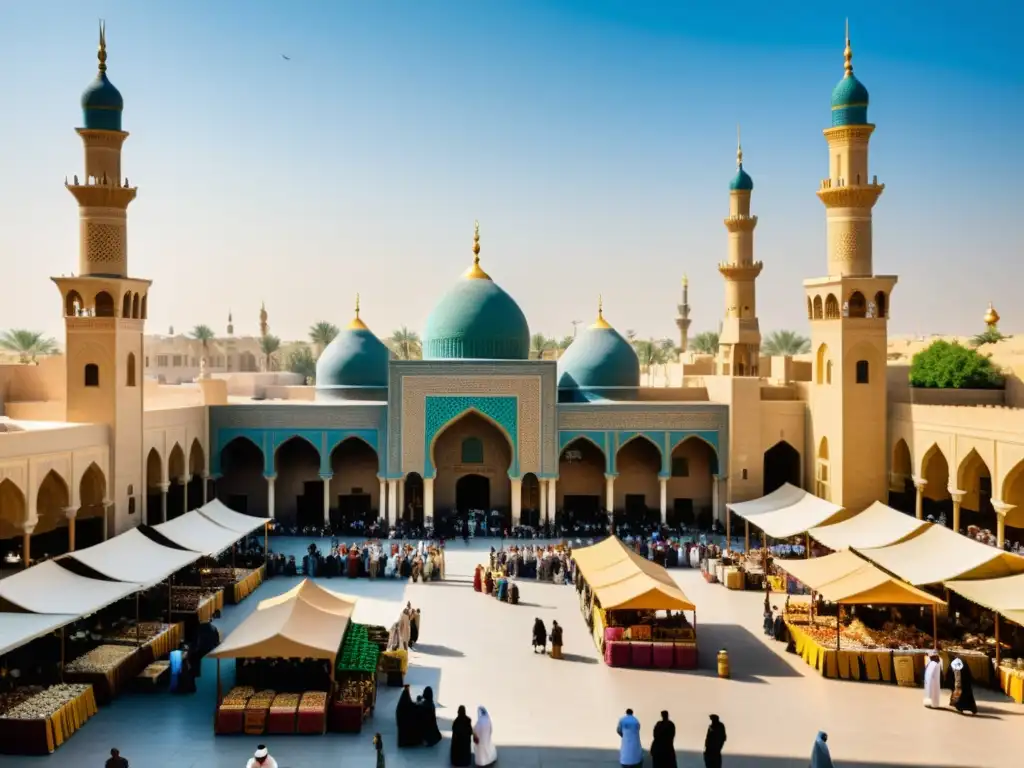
[374, 732, 385, 768]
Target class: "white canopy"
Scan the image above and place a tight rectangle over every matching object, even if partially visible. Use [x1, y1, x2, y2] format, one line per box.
[0, 612, 78, 656]
[0, 560, 139, 615]
[809, 502, 929, 551]
[727, 483, 847, 539]
[196, 499, 268, 536]
[65, 528, 201, 584]
[151, 510, 244, 556]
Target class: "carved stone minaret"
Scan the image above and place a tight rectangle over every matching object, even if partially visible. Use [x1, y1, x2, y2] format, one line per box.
[52, 23, 148, 535]
[717, 127, 762, 376]
[675, 276, 691, 353]
[806, 23, 897, 512]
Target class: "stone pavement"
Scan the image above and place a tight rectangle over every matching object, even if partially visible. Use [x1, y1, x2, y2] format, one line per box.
[7, 537, 1021, 767]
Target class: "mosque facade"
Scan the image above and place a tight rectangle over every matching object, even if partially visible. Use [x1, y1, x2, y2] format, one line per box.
[4, 26, 1024, 564]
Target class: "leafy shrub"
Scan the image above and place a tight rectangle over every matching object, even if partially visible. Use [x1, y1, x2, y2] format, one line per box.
[909, 340, 1003, 389]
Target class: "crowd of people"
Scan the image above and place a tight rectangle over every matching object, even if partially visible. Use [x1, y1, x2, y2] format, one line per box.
[393, 684, 496, 767]
[295, 540, 445, 581]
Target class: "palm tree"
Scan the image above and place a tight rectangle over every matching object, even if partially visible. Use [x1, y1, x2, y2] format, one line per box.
[632, 338, 667, 386]
[691, 331, 720, 355]
[558, 335, 574, 351]
[309, 321, 339, 357]
[259, 334, 281, 371]
[530, 333, 556, 360]
[762, 330, 811, 356]
[389, 327, 421, 360]
[0, 329, 58, 363]
[970, 328, 1008, 348]
[190, 324, 215, 369]
[287, 345, 317, 383]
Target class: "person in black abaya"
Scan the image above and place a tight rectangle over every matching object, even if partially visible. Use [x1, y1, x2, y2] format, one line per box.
[396, 685, 421, 747]
[946, 657, 978, 715]
[650, 710, 677, 768]
[418, 686, 443, 746]
[450, 704, 473, 766]
[532, 618, 547, 653]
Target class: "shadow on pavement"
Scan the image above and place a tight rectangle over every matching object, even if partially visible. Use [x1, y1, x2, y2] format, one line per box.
[687, 623, 801, 682]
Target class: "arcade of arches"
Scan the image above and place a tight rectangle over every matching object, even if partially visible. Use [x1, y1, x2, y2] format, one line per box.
[145, 439, 209, 525]
[0, 463, 109, 567]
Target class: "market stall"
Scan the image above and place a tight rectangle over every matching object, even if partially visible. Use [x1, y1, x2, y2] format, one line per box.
[0, 683, 98, 755]
[725, 483, 848, 554]
[573, 536, 698, 669]
[62, 529, 202, 585]
[807, 501, 929, 551]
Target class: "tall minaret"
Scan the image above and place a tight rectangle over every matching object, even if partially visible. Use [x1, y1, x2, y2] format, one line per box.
[53, 23, 149, 535]
[805, 23, 896, 511]
[675, 276, 691, 352]
[717, 127, 762, 376]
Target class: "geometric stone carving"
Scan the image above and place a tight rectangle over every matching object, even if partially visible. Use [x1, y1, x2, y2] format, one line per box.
[86, 222, 123, 264]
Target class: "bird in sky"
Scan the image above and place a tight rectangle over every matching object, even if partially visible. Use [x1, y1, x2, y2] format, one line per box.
[281, 54, 291, 61]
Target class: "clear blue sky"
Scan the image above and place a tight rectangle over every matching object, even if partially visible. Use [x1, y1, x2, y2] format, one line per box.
[1, 1, 1019, 343]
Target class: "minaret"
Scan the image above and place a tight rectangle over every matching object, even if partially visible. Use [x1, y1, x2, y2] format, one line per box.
[805, 23, 897, 511]
[53, 23, 149, 535]
[225, 311, 236, 371]
[717, 127, 762, 376]
[259, 302, 269, 338]
[675, 276, 691, 352]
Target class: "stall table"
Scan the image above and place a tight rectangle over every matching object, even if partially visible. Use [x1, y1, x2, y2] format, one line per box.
[63, 644, 148, 704]
[297, 692, 328, 734]
[0, 684, 98, 755]
[999, 665, 1024, 704]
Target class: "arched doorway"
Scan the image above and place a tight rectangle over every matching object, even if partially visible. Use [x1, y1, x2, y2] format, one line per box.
[218, 437, 266, 516]
[763, 441, 800, 496]
[275, 437, 322, 529]
[33, 470, 71, 560]
[666, 437, 717, 530]
[432, 412, 512, 532]
[78, 463, 107, 549]
[188, 439, 206, 511]
[329, 438, 380, 530]
[1000, 462, 1024, 546]
[815, 438, 831, 501]
[614, 437, 661, 528]
[404, 473, 424, 526]
[146, 448, 164, 524]
[0, 480, 27, 567]
[889, 439, 914, 513]
[920, 444, 951, 522]
[957, 449, 992, 534]
[558, 438, 605, 529]
[167, 443, 186, 521]
[456, 474, 490, 514]
[521, 473, 540, 528]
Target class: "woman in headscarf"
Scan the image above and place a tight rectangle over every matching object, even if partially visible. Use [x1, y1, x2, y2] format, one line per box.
[532, 618, 547, 654]
[549, 620, 563, 659]
[810, 732, 833, 768]
[650, 710, 676, 768]
[450, 705, 473, 766]
[418, 686, 443, 746]
[473, 706, 497, 766]
[410, 609, 421, 647]
[395, 685, 421, 747]
[946, 656, 978, 715]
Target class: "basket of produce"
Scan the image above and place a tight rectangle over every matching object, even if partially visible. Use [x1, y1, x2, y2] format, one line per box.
[297, 691, 328, 734]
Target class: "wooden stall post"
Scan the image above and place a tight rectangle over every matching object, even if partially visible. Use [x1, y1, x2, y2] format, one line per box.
[60, 626, 65, 683]
[805, 532, 810, 559]
[762, 532, 770, 601]
[932, 605, 939, 648]
[744, 520, 750, 554]
[135, 592, 141, 647]
[836, 605, 842, 651]
[995, 612, 1002, 667]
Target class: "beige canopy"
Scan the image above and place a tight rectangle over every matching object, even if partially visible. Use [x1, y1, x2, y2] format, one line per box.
[945, 572, 1024, 623]
[196, 499, 268, 536]
[777, 551, 944, 606]
[856, 524, 1024, 585]
[572, 537, 696, 611]
[808, 502, 929, 551]
[0, 560, 139, 615]
[210, 579, 355, 661]
[726, 483, 848, 539]
[65, 528, 201, 584]
[151, 510, 244, 556]
[0, 612, 79, 656]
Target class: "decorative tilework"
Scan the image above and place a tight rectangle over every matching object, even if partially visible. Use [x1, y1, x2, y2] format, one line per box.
[211, 427, 381, 476]
[424, 396, 518, 478]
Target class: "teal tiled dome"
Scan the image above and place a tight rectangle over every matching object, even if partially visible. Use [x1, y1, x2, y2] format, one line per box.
[729, 165, 754, 191]
[557, 309, 640, 391]
[831, 74, 869, 126]
[316, 312, 390, 391]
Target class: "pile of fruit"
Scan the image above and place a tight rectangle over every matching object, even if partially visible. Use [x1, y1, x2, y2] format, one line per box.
[170, 587, 219, 612]
[0, 684, 91, 720]
[339, 678, 374, 706]
[102, 622, 170, 645]
[299, 691, 327, 712]
[65, 644, 137, 674]
[246, 690, 276, 710]
[336, 624, 380, 674]
[0, 686, 44, 716]
[202, 568, 250, 589]
[220, 687, 255, 710]
[270, 693, 300, 712]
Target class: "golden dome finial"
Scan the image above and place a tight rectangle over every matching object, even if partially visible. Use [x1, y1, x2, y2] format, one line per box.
[98, 19, 108, 73]
[984, 302, 1000, 328]
[682, 274, 689, 287]
[348, 292, 369, 330]
[592, 294, 612, 329]
[464, 219, 491, 280]
[736, 123, 743, 168]
[843, 19, 853, 78]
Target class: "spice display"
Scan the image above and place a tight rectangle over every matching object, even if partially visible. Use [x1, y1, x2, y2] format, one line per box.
[65, 644, 137, 674]
[219, 687, 254, 710]
[789, 614, 993, 655]
[201, 568, 251, 589]
[0, 684, 91, 720]
[339, 678, 374, 706]
[270, 693, 300, 711]
[299, 691, 327, 712]
[246, 689, 276, 710]
[0, 686, 44, 716]
[170, 587, 220, 612]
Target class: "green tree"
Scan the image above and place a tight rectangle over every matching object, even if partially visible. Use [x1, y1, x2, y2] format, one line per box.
[909, 340, 1004, 389]
[259, 334, 281, 372]
[632, 338, 668, 385]
[657, 338, 679, 362]
[530, 333, 556, 360]
[0, 329, 58, 363]
[762, 330, 811, 356]
[309, 321, 340, 357]
[970, 328, 1008, 349]
[690, 331, 720, 354]
[558, 335, 574, 351]
[190, 324, 215, 367]
[287, 345, 317, 383]
[389, 326, 421, 360]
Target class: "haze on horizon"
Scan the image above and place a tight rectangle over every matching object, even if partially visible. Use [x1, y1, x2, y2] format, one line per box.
[0, 1, 1018, 345]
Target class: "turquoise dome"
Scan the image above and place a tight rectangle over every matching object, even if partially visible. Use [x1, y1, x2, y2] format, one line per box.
[316, 317, 390, 390]
[729, 165, 754, 191]
[831, 74, 869, 126]
[423, 256, 530, 361]
[557, 313, 640, 390]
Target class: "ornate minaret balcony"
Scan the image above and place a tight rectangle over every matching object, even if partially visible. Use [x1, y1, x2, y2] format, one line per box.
[65, 174, 138, 208]
[717, 261, 763, 280]
[723, 214, 758, 232]
[816, 177, 884, 209]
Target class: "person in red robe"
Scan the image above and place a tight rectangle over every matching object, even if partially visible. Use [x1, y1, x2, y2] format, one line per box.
[473, 565, 483, 592]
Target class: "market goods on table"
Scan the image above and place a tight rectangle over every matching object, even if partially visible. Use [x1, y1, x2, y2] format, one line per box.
[0, 683, 98, 756]
[0, 687, 44, 715]
[299, 691, 327, 711]
[270, 693, 300, 711]
[170, 587, 222, 612]
[221, 686, 255, 708]
[65, 644, 137, 674]
[246, 689, 276, 709]
[336, 624, 381, 674]
[297, 691, 328, 735]
[0, 684, 90, 720]
[101, 622, 169, 645]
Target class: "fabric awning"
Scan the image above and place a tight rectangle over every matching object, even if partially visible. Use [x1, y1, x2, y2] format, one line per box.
[726, 483, 847, 539]
[150, 511, 244, 556]
[0, 561, 139, 615]
[944, 572, 1024, 620]
[572, 537, 696, 612]
[0, 612, 79, 656]
[65, 529, 201, 584]
[809, 502, 929, 551]
[196, 499, 269, 536]
[258, 580, 358, 616]
[856, 524, 1024, 585]
[210, 580, 353, 661]
[778, 551, 944, 606]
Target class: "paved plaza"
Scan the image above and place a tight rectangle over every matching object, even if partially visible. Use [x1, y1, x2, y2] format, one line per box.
[8, 539, 1021, 767]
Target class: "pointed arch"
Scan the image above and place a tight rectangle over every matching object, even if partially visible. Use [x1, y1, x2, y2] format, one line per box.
[816, 343, 830, 385]
[217, 436, 267, 516]
[848, 290, 867, 318]
[815, 437, 831, 501]
[956, 448, 991, 494]
[188, 439, 206, 477]
[806, 297, 813, 320]
[274, 436, 322, 526]
[121, 292, 132, 318]
[0, 479, 27, 539]
[168, 443, 187, 482]
[892, 438, 912, 478]
[428, 408, 515, 471]
[669, 434, 720, 464]
[274, 434, 321, 465]
[920, 443, 950, 502]
[329, 437, 382, 525]
[763, 441, 800, 495]
[560, 434, 606, 461]
[616, 433, 663, 464]
[36, 470, 71, 534]
[78, 462, 107, 520]
[65, 290, 83, 317]
[95, 291, 115, 318]
[812, 295, 823, 320]
[824, 294, 840, 319]
[131, 293, 140, 319]
[141, 294, 148, 320]
[146, 447, 164, 487]
[1001, 460, 1024, 527]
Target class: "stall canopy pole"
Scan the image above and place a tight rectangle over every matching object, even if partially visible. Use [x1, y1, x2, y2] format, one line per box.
[995, 612, 1001, 667]
[836, 605, 842, 651]
[60, 627, 65, 683]
[167, 574, 173, 623]
[932, 605, 939, 648]
[762, 531, 770, 602]
[805, 532, 810, 559]
[744, 520, 750, 554]
[135, 592, 141, 647]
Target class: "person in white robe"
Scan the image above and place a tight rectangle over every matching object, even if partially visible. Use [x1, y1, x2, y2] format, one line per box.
[473, 706, 497, 766]
[923, 653, 942, 708]
[398, 609, 411, 649]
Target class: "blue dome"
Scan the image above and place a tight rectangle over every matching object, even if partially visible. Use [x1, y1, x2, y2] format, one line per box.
[830, 74, 869, 127]
[729, 165, 754, 191]
[315, 320, 390, 389]
[557, 315, 640, 390]
[423, 258, 530, 360]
